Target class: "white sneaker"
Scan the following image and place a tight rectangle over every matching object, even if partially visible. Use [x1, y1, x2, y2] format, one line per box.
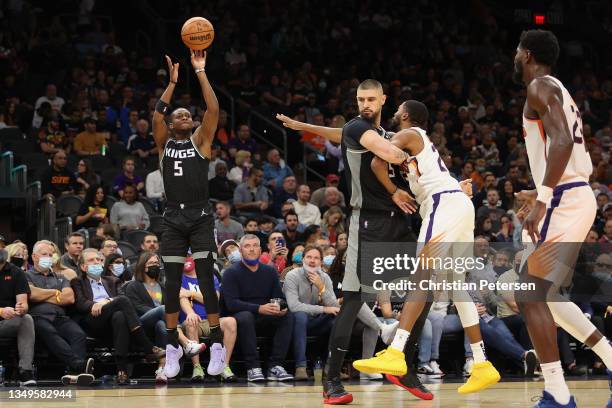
[207, 343, 226, 376]
[360, 372, 383, 380]
[163, 344, 184, 378]
[155, 367, 168, 384]
[183, 340, 207, 358]
[380, 321, 399, 345]
[429, 360, 445, 377]
[463, 358, 474, 377]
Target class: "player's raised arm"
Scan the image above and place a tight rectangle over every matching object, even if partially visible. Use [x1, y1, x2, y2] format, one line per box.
[153, 55, 179, 151]
[276, 113, 342, 144]
[191, 50, 219, 158]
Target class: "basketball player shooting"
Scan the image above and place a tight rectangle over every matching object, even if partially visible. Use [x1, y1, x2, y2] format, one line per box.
[513, 29, 612, 408]
[351, 100, 502, 395]
[152, 50, 226, 379]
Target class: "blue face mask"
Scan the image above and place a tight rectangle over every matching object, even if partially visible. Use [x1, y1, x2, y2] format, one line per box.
[111, 263, 125, 277]
[292, 252, 303, 264]
[323, 255, 335, 267]
[87, 264, 104, 279]
[228, 250, 242, 264]
[243, 257, 259, 267]
[38, 256, 53, 270]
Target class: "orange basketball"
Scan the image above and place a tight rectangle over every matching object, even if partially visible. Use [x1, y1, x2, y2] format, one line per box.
[181, 17, 215, 50]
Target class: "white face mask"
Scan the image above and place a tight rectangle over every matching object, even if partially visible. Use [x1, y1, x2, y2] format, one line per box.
[38, 256, 53, 269]
[303, 264, 319, 273]
[111, 263, 125, 277]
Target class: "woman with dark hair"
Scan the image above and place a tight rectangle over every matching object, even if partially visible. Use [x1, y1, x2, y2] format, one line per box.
[123, 251, 204, 383]
[493, 214, 514, 243]
[500, 179, 515, 210]
[475, 215, 496, 242]
[109, 184, 149, 232]
[302, 224, 322, 246]
[76, 184, 109, 228]
[75, 158, 101, 197]
[103, 253, 133, 283]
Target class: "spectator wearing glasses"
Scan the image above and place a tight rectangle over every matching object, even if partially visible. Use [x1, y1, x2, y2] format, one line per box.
[100, 238, 119, 258]
[103, 253, 133, 283]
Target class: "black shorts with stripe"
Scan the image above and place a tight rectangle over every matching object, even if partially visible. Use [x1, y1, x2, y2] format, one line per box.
[160, 207, 216, 257]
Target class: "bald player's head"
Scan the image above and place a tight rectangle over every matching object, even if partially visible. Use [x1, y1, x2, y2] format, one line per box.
[356, 79, 386, 123]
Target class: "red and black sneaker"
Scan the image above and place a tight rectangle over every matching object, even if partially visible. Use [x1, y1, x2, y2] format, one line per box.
[323, 378, 354, 405]
[385, 371, 434, 400]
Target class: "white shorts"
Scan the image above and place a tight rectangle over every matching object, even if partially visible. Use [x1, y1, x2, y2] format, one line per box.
[520, 182, 596, 283]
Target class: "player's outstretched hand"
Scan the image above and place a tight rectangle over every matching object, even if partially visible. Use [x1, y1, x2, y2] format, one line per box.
[165, 55, 179, 84]
[392, 189, 417, 214]
[190, 49, 207, 70]
[276, 113, 306, 131]
[459, 178, 473, 198]
[515, 189, 537, 205]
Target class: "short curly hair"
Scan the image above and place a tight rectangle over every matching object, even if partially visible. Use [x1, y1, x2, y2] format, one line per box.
[519, 29, 560, 67]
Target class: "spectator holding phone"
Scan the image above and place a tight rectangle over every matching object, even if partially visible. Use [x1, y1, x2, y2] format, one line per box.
[260, 231, 288, 275]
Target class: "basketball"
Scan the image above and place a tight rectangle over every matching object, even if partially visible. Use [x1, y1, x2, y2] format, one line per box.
[181, 17, 215, 50]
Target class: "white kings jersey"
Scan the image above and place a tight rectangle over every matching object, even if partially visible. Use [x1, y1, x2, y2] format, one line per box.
[522, 75, 593, 189]
[400, 127, 461, 209]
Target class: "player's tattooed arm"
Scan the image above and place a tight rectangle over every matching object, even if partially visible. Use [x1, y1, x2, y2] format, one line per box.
[276, 113, 342, 144]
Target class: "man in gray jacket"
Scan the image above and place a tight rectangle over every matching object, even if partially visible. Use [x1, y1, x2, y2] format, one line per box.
[283, 245, 339, 380]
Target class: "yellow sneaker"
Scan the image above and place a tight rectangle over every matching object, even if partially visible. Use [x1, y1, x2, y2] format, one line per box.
[352, 347, 407, 376]
[457, 361, 500, 394]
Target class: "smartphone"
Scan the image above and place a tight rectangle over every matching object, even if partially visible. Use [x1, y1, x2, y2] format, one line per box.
[276, 238, 285, 248]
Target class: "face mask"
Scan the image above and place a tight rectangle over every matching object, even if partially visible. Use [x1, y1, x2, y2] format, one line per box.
[146, 266, 161, 280]
[111, 263, 125, 277]
[304, 264, 319, 273]
[228, 250, 242, 264]
[11, 257, 25, 268]
[87, 264, 104, 279]
[323, 255, 335, 267]
[292, 252, 303, 264]
[592, 272, 611, 282]
[243, 257, 259, 267]
[38, 256, 53, 269]
[493, 265, 508, 275]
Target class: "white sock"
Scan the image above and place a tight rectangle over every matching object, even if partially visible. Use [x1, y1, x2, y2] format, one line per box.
[592, 337, 612, 368]
[470, 341, 487, 364]
[390, 329, 409, 352]
[541, 361, 570, 405]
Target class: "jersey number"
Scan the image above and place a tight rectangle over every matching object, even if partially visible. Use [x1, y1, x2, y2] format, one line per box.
[431, 145, 448, 172]
[570, 105, 587, 152]
[174, 161, 183, 176]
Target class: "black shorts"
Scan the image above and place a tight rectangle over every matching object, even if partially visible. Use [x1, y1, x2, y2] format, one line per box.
[160, 207, 216, 257]
[344, 208, 416, 292]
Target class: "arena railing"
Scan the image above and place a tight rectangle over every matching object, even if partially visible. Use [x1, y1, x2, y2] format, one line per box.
[37, 198, 56, 241]
[212, 84, 236, 133]
[302, 143, 327, 184]
[11, 165, 27, 192]
[248, 110, 288, 163]
[0, 151, 14, 187]
[25, 181, 41, 226]
[53, 217, 73, 248]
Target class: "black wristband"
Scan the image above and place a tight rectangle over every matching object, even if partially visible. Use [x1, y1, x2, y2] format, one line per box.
[155, 100, 170, 115]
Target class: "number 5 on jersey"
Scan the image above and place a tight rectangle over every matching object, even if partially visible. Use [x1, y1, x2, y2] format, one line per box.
[174, 161, 183, 176]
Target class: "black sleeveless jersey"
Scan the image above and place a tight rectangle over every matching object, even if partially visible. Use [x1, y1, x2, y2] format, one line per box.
[161, 137, 210, 204]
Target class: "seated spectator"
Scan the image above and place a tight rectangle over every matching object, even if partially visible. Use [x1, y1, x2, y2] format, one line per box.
[228, 124, 259, 160]
[110, 184, 150, 232]
[228, 150, 252, 185]
[283, 246, 339, 380]
[263, 148, 294, 189]
[318, 187, 347, 215]
[493, 214, 514, 243]
[71, 248, 165, 384]
[293, 185, 321, 226]
[0, 247, 36, 386]
[208, 143, 227, 180]
[38, 114, 70, 155]
[499, 179, 515, 210]
[26, 240, 94, 385]
[321, 206, 345, 244]
[215, 201, 244, 243]
[476, 188, 505, 231]
[272, 176, 298, 217]
[336, 232, 348, 252]
[141, 232, 160, 253]
[209, 162, 236, 202]
[74, 117, 106, 157]
[6, 241, 28, 272]
[260, 231, 289, 274]
[103, 253, 133, 283]
[60, 232, 85, 273]
[600, 219, 612, 244]
[178, 257, 237, 382]
[127, 119, 157, 160]
[233, 168, 270, 219]
[321, 245, 336, 272]
[33, 84, 64, 127]
[218, 240, 242, 273]
[74, 159, 101, 198]
[76, 184, 109, 229]
[145, 167, 165, 204]
[41, 150, 78, 199]
[220, 234, 294, 382]
[279, 210, 304, 249]
[113, 156, 145, 198]
[100, 238, 119, 258]
[475, 216, 496, 242]
[244, 218, 259, 234]
[310, 175, 346, 208]
[281, 243, 306, 279]
[214, 110, 235, 147]
[302, 224, 322, 246]
[472, 172, 497, 208]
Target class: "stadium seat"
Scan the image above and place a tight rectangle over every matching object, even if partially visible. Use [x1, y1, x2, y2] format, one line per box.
[56, 195, 83, 218]
[124, 229, 150, 249]
[0, 127, 25, 142]
[138, 198, 157, 216]
[117, 240, 139, 258]
[104, 195, 117, 212]
[149, 215, 164, 236]
[91, 155, 113, 172]
[20, 152, 49, 169]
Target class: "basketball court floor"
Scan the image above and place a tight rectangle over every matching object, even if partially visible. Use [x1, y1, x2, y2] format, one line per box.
[1, 378, 608, 408]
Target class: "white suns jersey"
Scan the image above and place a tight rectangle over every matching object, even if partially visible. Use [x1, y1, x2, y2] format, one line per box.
[400, 127, 461, 206]
[522, 75, 593, 189]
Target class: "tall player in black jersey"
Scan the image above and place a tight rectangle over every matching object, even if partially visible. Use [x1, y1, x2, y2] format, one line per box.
[152, 51, 226, 379]
[277, 79, 434, 405]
